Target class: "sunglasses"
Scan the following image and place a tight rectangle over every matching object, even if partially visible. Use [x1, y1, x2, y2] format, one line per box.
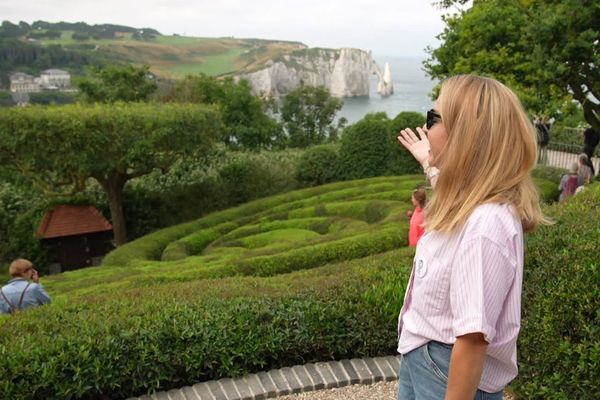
[426, 109, 442, 130]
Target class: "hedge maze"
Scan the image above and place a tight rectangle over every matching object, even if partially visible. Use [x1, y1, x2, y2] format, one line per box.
[1, 175, 583, 400]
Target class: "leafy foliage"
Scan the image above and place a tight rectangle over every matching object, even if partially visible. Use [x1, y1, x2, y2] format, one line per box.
[515, 183, 600, 399]
[427, 0, 600, 131]
[296, 144, 341, 186]
[164, 74, 283, 149]
[338, 112, 421, 179]
[281, 83, 345, 147]
[0, 248, 413, 400]
[76, 64, 157, 103]
[28, 91, 76, 105]
[0, 103, 221, 245]
[0, 175, 570, 399]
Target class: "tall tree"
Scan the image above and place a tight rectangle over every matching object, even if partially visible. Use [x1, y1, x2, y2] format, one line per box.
[76, 64, 158, 103]
[0, 103, 220, 245]
[426, 0, 599, 131]
[280, 83, 345, 148]
[165, 74, 283, 149]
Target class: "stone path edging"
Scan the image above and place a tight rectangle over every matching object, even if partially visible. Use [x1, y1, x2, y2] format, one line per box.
[127, 355, 401, 400]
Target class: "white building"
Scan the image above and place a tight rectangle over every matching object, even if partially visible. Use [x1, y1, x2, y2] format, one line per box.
[39, 69, 71, 90]
[9, 72, 40, 93]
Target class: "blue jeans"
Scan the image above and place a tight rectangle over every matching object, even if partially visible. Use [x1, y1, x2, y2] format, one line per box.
[397, 341, 504, 400]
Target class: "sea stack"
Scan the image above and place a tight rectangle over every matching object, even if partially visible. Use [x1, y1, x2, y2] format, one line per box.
[377, 62, 394, 97]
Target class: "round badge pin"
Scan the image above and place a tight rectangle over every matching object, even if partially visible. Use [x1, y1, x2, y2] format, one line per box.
[416, 258, 427, 278]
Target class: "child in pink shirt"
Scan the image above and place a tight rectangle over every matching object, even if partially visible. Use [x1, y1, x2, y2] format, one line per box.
[408, 188, 426, 247]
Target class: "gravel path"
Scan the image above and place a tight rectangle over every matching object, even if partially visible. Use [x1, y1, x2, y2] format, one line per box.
[275, 381, 517, 400]
[277, 381, 398, 400]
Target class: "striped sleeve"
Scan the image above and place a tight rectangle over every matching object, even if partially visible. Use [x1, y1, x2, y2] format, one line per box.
[450, 236, 516, 343]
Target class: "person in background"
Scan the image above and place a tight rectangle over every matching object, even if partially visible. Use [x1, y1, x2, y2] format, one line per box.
[582, 126, 599, 175]
[0, 259, 51, 314]
[534, 116, 550, 164]
[558, 163, 580, 201]
[578, 153, 593, 186]
[408, 188, 427, 247]
[396, 74, 546, 400]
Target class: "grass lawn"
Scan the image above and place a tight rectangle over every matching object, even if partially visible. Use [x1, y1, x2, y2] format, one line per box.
[167, 47, 246, 76]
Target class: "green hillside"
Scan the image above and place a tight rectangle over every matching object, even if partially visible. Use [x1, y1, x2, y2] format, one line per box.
[37, 32, 305, 78]
[0, 20, 307, 82]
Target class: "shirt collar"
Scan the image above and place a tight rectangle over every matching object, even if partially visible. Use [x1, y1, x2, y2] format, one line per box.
[7, 277, 28, 284]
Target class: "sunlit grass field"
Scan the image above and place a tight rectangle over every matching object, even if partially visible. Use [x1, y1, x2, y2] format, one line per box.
[35, 31, 303, 78]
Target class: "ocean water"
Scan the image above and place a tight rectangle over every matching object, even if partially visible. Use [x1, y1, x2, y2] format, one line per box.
[337, 56, 438, 124]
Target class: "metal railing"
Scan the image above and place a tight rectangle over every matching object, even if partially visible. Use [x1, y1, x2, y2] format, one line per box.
[539, 141, 599, 172]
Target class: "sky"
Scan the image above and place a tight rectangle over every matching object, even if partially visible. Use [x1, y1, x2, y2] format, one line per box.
[1, 0, 453, 57]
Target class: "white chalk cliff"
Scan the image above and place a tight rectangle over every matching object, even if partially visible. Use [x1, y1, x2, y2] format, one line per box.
[237, 48, 392, 98]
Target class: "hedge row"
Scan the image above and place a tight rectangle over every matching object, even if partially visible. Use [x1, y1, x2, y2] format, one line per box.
[0, 181, 591, 400]
[103, 176, 419, 266]
[0, 248, 415, 400]
[513, 183, 600, 399]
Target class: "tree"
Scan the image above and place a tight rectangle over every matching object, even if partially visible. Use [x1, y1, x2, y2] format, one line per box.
[29, 91, 76, 105]
[165, 74, 283, 149]
[426, 0, 600, 131]
[296, 144, 341, 186]
[338, 113, 394, 180]
[76, 64, 158, 103]
[0, 103, 221, 245]
[280, 83, 345, 148]
[389, 112, 426, 175]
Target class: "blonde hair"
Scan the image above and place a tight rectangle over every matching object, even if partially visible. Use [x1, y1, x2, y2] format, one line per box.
[426, 75, 546, 233]
[9, 259, 33, 278]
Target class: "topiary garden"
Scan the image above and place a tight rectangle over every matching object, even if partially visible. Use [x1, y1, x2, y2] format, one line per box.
[0, 172, 594, 400]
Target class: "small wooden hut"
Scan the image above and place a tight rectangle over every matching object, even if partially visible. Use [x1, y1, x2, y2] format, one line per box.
[37, 205, 113, 273]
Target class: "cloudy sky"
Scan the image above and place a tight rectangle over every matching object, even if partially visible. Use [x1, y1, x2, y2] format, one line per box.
[1, 1, 454, 57]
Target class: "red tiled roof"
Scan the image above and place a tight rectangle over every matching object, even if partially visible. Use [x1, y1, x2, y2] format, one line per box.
[36, 205, 113, 239]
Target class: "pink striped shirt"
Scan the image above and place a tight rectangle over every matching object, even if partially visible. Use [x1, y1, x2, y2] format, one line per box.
[397, 203, 524, 393]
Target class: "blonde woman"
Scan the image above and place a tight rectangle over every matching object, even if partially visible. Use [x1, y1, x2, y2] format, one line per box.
[396, 75, 545, 400]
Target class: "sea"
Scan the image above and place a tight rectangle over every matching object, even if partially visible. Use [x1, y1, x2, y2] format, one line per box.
[337, 56, 438, 124]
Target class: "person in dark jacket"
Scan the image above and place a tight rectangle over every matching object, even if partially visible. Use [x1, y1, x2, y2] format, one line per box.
[582, 127, 599, 175]
[534, 116, 550, 164]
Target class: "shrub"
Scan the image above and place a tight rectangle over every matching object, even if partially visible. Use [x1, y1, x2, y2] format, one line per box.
[513, 183, 600, 399]
[388, 112, 424, 175]
[338, 113, 394, 179]
[104, 177, 412, 266]
[532, 165, 566, 184]
[161, 222, 239, 261]
[296, 144, 340, 186]
[533, 177, 560, 203]
[338, 112, 422, 180]
[0, 248, 415, 400]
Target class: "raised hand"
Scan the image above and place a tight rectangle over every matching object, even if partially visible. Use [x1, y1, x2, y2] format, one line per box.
[397, 125, 431, 167]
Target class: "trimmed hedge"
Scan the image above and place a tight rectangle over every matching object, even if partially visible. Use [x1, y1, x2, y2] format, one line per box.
[513, 183, 600, 399]
[0, 248, 414, 400]
[0, 175, 574, 400]
[103, 176, 419, 266]
[161, 222, 239, 261]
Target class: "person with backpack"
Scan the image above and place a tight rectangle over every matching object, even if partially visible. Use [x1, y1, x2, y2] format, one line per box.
[558, 163, 580, 201]
[0, 259, 51, 314]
